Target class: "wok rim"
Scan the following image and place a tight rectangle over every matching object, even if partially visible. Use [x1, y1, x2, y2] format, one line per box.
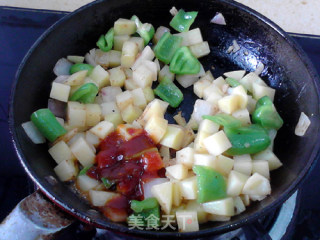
[8, 0, 320, 238]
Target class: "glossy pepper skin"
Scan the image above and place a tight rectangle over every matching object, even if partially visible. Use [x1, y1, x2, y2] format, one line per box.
[101, 177, 115, 189]
[154, 32, 182, 64]
[70, 63, 94, 75]
[252, 96, 283, 130]
[226, 77, 240, 87]
[154, 77, 183, 108]
[169, 46, 201, 74]
[203, 113, 242, 128]
[96, 27, 114, 52]
[193, 165, 227, 203]
[31, 109, 67, 142]
[224, 124, 271, 155]
[70, 83, 99, 104]
[131, 15, 155, 45]
[169, 9, 198, 32]
[131, 197, 158, 213]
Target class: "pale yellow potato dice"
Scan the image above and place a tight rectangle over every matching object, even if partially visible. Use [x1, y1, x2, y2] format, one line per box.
[202, 197, 235, 216]
[212, 76, 226, 90]
[124, 78, 138, 90]
[252, 83, 275, 101]
[223, 70, 246, 81]
[143, 87, 155, 103]
[107, 50, 122, 68]
[131, 88, 147, 109]
[234, 196, 246, 215]
[160, 124, 185, 150]
[89, 65, 110, 89]
[85, 131, 100, 147]
[67, 55, 84, 63]
[121, 41, 139, 68]
[113, 35, 130, 51]
[132, 64, 154, 88]
[70, 137, 95, 167]
[252, 160, 270, 179]
[50, 82, 70, 102]
[240, 194, 251, 206]
[180, 176, 197, 200]
[129, 37, 144, 52]
[226, 170, 249, 196]
[242, 173, 271, 197]
[109, 66, 126, 87]
[213, 155, 234, 176]
[54, 159, 78, 182]
[194, 154, 215, 168]
[246, 95, 257, 114]
[151, 182, 173, 214]
[194, 131, 210, 153]
[176, 147, 195, 169]
[166, 164, 188, 180]
[116, 90, 133, 110]
[89, 121, 114, 139]
[218, 95, 241, 114]
[189, 41, 210, 58]
[182, 127, 195, 148]
[77, 175, 100, 192]
[67, 101, 86, 127]
[203, 130, 232, 156]
[252, 149, 282, 170]
[101, 101, 120, 116]
[239, 72, 267, 92]
[114, 18, 136, 35]
[131, 46, 155, 71]
[49, 141, 74, 164]
[233, 156, 252, 176]
[174, 28, 203, 46]
[144, 116, 168, 143]
[85, 104, 101, 127]
[232, 108, 251, 125]
[121, 104, 143, 123]
[176, 211, 199, 232]
[104, 112, 124, 127]
[194, 78, 211, 98]
[138, 99, 169, 126]
[185, 200, 208, 224]
[123, 68, 133, 78]
[159, 65, 175, 82]
[89, 190, 118, 207]
[232, 85, 248, 109]
[67, 132, 85, 147]
[198, 119, 219, 135]
[206, 92, 223, 106]
[203, 83, 223, 100]
[172, 181, 182, 207]
[65, 70, 87, 86]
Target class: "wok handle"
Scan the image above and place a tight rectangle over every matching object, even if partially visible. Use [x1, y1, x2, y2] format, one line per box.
[0, 191, 73, 240]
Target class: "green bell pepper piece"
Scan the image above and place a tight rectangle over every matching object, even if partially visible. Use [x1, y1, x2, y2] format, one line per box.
[169, 9, 198, 32]
[225, 124, 271, 155]
[203, 114, 242, 128]
[101, 177, 115, 189]
[169, 46, 201, 74]
[193, 165, 227, 203]
[154, 32, 183, 64]
[69, 83, 99, 104]
[31, 109, 67, 142]
[252, 96, 283, 130]
[154, 77, 183, 108]
[79, 165, 92, 176]
[70, 63, 94, 75]
[96, 27, 114, 52]
[131, 197, 158, 213]
[226, 77, 240, 87]
[131, 15, 155, 45]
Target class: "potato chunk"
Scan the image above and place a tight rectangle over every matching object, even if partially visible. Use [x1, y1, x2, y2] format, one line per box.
[89, 190, 118, 207]
[49, 140, 74, 164]
[121, 104, 143, 123]
[151, 182, 173, 214]
[180, 176, 197, 200]
[54, 159, 78, 181]
[89, 121, 114, 139]
[242, 173, 271, 197]
[114, 18, 136, 35]
[67, 101, 86, 127]
[121, 41, 139, 68]
[109, 66, 126, 87]
[70, 137, 95, 167]
[203, 130, 232, 156]
[176, 147, 195, 169]
[166, 164, 188, 180]
[77, 175, 100, 192]
[176, 211, 199, 232]
[226, 170, 249, 196]
[85, 104, 101, 127]
[89, 65, 110, 89]
[144, 116, 168, 143]
[50, 82, 70, 102]
[202, 197, 235, 216]
[160, 125, 185, 150]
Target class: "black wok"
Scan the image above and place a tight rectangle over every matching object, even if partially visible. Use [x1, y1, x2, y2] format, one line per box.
[9, 0, 320, 238]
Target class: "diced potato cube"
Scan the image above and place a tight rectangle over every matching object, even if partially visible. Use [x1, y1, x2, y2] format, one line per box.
[194, 78, 211, 98]
[144, 116, 168, 143]
[240, 194, 250, 206]
[180, 176, 197, 200]
[176, 147, 194, 169]
[191, 99, 216, 123]
[218, 95, 241, 114]
[194, 131, 210, 153]
[242, 173, 271, 197]
[198, 119, 219, 135]
[85, 104, 101, 127]
[132, 64, 154, 88]
[160, 125, 185, 150]
[49, 141, 74, 164]
[124, 78, 138, 90]
[131, 88, 147, 109]
[115, 91, 133, 110]
[89, 65, 110, 89]
[113, 35, 130, 51]
[101, 101, 120, 116]
[100, 86, 122, 103]
[252, 160, 270, 179]
[67, 132, 85, 146]
[138, 99, 168, 125]
[189, 41, 210, 58]
[65, 70, 87, 86]
[247, 95, 257, 114]
[54, 159, 78, 181]
[172, 181, 182, 207]
[232, 108, 251, 125]
[233, 155, 252, 176]
[89, 121, 114, 139]
[166, 164, 188, 180]
[226, 170, 249, 196]
[194, 154, 215, 168]
[159, 65, 175, 82]
[252, 149, 282, 170]
[143, 87, 155, 103]
[129, 37, 144, 52]
[107, 50, 121, 67]
[114, 18, 136, 35]
[176, 211, 199, 232]
[213, 76, 226, 90]
[109, 66, 126, 87]
[131, 46, 155, 71]
[203, 84, 223, 100]
[176, 74, 199, 89]
[185, 200, 208, 224]
[121, 104, 143, 123]
[123, 68, 133, 78]
[182, 127, 195, 148]
[223, 70, 246, 80]
[202, 197, 235, 216]
[151, 182, 173, 214]
[89, 190, 117, 207]
[232, 85, 248, 109]
[252, 83, 275, 101]
[104, 112, 124, 127]
[85, 131, 100, 147]
[174, 28, 203, 46]
[67, 101, 86, 127]
[70, 137, 95, 167]
[203, 130, 232, 156]
[234, 196, 246, 215]
[67, 55, 84, 63]
[239, 72, 267, 92]
[77, 175, 100, 192]
[121, 41, 139, 68]
[206, 92, 223, 105]
[213, 155, 234, 176]
[50, 82, 70, 102]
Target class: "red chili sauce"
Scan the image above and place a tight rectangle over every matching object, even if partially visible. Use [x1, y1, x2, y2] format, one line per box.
[86, 125, 164, 221]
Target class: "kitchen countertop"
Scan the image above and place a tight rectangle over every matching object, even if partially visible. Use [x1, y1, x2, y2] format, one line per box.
[1, 0, 320, 35]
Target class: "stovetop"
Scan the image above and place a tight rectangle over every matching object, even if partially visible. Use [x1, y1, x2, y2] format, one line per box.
[1, 6, 320, 240]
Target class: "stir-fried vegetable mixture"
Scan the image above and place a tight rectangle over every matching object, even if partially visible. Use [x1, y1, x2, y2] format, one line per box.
[22, 7, 290, 232]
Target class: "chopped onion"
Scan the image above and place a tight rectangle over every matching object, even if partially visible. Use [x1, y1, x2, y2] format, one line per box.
[53, 75, 69, 84]
[143, 178, 169, 199]
[295, 112, 311, 136]
[254, 62, 265, 75]
[210, 12, 226, 25]
[169, 6, 178, 16]
[48, 99, 66, 119]
[100, 86, 122, 102]
[22, 121, 46, 144]
[85, 48, 97, 66]
[232, 40, 240, 52]
[192, 99, 215, 123]
[53, 58, 72, 76]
